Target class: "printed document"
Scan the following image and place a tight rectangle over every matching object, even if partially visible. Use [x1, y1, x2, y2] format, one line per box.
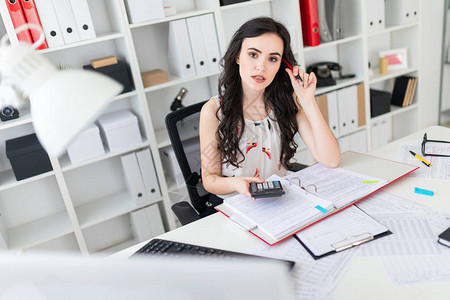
[397, 144, 450, 180]
[223, 175, 334, 240]
[285, 163, 387, 208]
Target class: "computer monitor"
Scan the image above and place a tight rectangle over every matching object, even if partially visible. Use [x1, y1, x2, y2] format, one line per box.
[0, 253, 294, 299]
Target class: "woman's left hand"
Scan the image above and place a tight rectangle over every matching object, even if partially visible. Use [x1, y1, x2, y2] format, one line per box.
[285, 66, 317, 107]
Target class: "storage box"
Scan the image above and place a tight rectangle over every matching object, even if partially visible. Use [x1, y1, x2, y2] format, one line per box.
[5, 133, 53, 181]
[141, 69, 168, 88]
[97, 110, 142, 152]
[124, 0, 164, 24]
[370, 89, 391, 118]
[67, 124, 105, 164]
[160, 137, 201, 187]
[83, 61, 133, 93]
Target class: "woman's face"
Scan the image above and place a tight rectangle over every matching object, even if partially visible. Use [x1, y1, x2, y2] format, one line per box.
[236, 33, 284, 93]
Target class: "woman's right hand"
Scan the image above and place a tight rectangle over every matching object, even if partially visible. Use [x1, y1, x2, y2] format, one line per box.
[230, 176, 265, 200]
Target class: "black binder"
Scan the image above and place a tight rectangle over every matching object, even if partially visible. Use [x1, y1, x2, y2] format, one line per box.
[438, 227, 450, 248]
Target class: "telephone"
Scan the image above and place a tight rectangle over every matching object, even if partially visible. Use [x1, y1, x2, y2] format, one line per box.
[306, 62, 355, 87]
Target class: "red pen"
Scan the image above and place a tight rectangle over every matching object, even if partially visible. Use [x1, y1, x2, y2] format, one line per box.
[283, 59, 303, 82]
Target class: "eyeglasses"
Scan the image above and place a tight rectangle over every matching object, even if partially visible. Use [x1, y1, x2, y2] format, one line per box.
[421, 133, 450, 157]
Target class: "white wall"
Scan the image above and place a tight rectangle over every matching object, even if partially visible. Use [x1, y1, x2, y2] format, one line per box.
[420, 0, 445, 127]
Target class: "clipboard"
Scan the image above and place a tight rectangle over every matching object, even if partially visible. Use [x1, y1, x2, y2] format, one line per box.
[293, 206, 392, 259]
[216, 151, 418, 246]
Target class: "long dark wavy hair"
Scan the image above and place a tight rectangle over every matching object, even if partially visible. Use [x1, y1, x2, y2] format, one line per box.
[217, 17, 299, 169]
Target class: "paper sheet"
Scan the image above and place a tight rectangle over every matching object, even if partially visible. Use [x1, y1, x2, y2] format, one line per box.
[396, 144, 450, 180]
[356, 191, 450, 236]
[243, 237, 356, 300]
[381, 254, 450, 286]
[356, 215, 443, 256]
[285, 163, 387, 208]
[223, 175, 334, 240]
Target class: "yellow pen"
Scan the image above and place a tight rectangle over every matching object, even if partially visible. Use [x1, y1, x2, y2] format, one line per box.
[409, 150, 431, 167]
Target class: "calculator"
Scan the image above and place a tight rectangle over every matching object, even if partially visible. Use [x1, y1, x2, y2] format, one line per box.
[250, 181, 285, 198]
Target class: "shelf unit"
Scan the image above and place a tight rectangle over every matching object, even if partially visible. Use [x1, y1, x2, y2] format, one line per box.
[0, 0, 425, 255]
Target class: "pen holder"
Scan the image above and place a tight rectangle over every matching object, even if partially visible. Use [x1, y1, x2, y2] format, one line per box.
[379, 57, 388, 75]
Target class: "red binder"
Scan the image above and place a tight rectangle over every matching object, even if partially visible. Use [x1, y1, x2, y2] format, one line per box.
[216, 151, 419, 246]
[19, 0, 48, 50]
[299, 0, 320, 47]
[4, 0, 33, 44]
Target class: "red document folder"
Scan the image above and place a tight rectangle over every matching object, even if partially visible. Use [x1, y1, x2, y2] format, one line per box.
[5, 0, 33, 44]
[20, 0, 48, 50]
[216, 151, 419, 246]
[299, 0, 320, 46]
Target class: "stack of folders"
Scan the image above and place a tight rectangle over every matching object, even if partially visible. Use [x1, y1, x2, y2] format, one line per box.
[216, 151, 418, 249]
[4, 0, 45, 48]
[5, 0, 97, 49]
[167, 14, 220, 78]
[391, 76, 418, 107]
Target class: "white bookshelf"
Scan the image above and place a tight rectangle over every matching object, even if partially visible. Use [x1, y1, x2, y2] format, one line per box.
[0, 0, 428, 255]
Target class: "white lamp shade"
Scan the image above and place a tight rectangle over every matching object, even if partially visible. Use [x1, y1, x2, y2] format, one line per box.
[30, 70, 123, 157]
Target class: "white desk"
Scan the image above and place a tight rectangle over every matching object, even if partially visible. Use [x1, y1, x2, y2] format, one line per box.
[116, 126, 450, 299]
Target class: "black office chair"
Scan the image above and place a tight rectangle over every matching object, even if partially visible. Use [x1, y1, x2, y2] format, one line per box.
[165, 101, 309, 226]
[165, 101, 223, 226]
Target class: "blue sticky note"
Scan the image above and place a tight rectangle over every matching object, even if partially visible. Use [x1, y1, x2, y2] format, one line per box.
[414, 187, 434, 196]
[315, 205, 328, 213]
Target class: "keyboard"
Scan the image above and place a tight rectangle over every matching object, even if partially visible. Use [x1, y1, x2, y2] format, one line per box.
[132, 238, 295, 270]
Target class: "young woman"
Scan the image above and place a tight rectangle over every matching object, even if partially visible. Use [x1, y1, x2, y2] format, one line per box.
[199, 17, 340, 199]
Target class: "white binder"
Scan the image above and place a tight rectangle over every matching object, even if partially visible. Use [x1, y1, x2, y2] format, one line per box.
[380, 117, 392, 146]
[186, 16, 209, 76]
[69, 0, 96, 40]
[200, 14, 221, 73]
[34, 0, 65, 47]
[385, 0, 419, 26]
[338, 135, 351, 153]
[350, 130, 367, 153]
[337, 86, 358, 134]
[365, 0, 384, 33]
[130, 204, 165, 243]
[371, 120, 382, 149]
[52, 0, 80, 44]
[168, 19, 196, 78]
[136, 148, 161, 205]
[121, 152, 148, 207]
[326, 91, 340, 136]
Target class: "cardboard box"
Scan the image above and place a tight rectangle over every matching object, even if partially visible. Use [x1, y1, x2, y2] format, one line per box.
[90, 56, 118, 69]
[97, 110, 143, 152]
[6, 133, 53, 181]
[141, 69, 168, 88]
[67, 124, 105, 164]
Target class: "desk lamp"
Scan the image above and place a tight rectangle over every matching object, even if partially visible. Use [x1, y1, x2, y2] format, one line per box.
[0, 24, 123, 157]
